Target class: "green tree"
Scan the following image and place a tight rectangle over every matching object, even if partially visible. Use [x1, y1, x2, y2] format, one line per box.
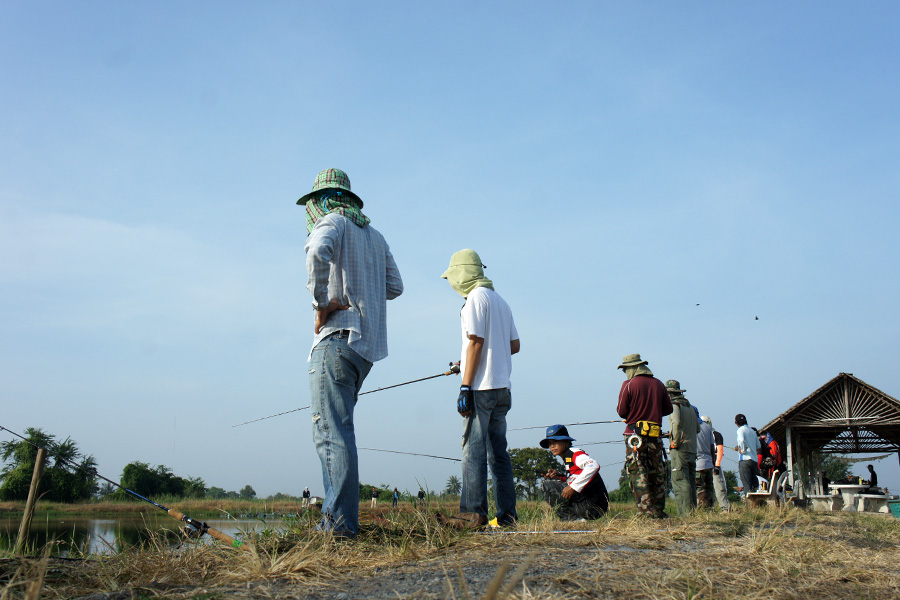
[509, 447, 556, 500]
[805, 453, 853, 482]
[117, 462, 206, 499]
[724, 469, 741, 504]
[239, 485, 256, 499]
[444, 475, 461, 496]
[119, 462, 187, 498]
[0, 428, 98, 502]
[183, 476, 207, 498]
[207, 486, 227, 499]
[608, 464, 632, 503]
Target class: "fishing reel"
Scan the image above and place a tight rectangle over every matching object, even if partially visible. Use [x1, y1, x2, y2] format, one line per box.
[180, 516, 210, 539]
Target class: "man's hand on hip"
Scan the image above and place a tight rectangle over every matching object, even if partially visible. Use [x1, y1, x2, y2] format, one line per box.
[315, 300, 350, 334]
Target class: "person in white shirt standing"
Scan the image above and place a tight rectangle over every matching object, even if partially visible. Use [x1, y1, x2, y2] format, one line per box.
[733, 413, 760, 496]
[441, 249, 520, 528]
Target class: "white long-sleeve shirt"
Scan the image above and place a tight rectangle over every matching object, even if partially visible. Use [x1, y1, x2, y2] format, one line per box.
[562, 448, 600, 493]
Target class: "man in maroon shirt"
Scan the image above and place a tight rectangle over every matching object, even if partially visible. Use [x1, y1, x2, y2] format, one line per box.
[616, 353, 673, 518]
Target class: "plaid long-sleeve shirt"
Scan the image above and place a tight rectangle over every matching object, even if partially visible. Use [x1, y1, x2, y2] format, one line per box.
[305, 213, 403, 363]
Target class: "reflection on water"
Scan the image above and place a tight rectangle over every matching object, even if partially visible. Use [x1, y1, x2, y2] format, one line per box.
[0, 515, 278, 556]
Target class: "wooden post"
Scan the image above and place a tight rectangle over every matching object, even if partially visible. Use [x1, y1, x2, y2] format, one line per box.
[15, 448, 47, 556]
[785, 426, 794, 490]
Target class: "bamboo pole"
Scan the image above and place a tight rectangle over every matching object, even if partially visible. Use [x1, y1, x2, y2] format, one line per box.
[15, 447, 47, 556]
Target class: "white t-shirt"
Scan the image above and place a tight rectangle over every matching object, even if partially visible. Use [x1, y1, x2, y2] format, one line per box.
[459, 287, 518, 391]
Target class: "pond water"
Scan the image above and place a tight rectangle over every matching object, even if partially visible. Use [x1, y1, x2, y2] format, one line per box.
[0, 514, 287, 556]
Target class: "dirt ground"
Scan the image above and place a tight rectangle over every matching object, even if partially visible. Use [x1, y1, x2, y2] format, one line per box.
[6, 506, 900, 600]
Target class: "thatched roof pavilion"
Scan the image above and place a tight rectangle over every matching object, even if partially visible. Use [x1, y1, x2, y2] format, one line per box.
[760, 373, 900, 495]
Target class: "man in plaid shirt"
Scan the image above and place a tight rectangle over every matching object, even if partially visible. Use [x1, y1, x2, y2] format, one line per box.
[298, 168, 403, 538]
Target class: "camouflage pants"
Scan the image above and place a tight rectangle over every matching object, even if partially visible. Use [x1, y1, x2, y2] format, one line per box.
[541, 480, 607, 521]
[625, 436, 667, 517]
[695, 468, 715, 508]
[670, 449, 697, 516]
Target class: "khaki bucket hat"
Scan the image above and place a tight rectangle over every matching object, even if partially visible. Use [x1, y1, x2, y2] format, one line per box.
[297, 168, 363, 207]
[441, 249, 485, 279]
[617, 353, 648, 370]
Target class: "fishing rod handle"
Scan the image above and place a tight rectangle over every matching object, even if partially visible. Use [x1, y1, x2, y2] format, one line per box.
[166, 509, 245, 550]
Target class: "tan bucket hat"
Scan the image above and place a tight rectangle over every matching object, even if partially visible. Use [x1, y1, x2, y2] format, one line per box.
[617, 353, 648, 370]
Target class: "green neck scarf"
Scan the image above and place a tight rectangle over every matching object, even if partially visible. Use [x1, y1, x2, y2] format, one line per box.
[624, 365, 654, 380]
[444, 266, 494, 299]
[306, 191, 370, 234]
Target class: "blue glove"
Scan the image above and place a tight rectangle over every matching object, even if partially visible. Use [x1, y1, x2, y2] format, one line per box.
[457, 386, 474, 416]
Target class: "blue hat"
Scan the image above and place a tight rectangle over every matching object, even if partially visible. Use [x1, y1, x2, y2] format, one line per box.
[540, 424, 575, 448]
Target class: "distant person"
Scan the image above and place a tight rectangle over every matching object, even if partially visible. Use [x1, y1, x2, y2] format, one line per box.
[417, 489, 426, 505]
[763, 431, 784, 475]
[867, 464, 878, 488]
[539, 425, 609, 521]
[299, 167, 404, 538]
[392, 487, 399, 508]
[666, 380, 698, 515]
[302, 486, 311, 508]
[616, 353, 673, 519]
[703, 417, 730, 511]
[695, 414, 716, 509]
[733, 414, 760, 495]
[370, 486, 379, 508]
[441, 249, 520, 529]
[820, 472, 831, 494]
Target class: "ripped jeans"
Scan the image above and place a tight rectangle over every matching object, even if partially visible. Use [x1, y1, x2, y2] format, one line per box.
[309, 333, 372, 536]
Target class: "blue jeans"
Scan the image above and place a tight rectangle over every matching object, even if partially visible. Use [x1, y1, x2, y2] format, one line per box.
[460, 388, 518, 525]
[309, 333, 372, 536]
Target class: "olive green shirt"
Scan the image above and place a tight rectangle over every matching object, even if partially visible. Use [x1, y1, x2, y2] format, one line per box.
[669, 397, 698, 453]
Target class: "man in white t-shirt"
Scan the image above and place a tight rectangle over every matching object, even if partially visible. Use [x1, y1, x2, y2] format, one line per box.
[441, 249, 520, 528]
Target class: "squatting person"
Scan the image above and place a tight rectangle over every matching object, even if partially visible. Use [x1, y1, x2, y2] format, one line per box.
[299, 168, 404, 537]
[540, 425, 609, 521]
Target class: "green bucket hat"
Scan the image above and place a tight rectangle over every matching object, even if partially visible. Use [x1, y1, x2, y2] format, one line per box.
[297, 168, 363, 207]
[665, 380, 686, 395]
[617, 353, 648, 370]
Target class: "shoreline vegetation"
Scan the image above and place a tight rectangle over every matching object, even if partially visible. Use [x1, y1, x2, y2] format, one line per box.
[2, 500, 900, 599]
[0, 498, 319, 518]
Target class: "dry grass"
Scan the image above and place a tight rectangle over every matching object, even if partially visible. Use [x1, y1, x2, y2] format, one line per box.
[2, 501, 900, 599]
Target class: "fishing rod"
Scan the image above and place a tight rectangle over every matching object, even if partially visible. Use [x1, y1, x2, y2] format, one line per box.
[358, 447, 461, 462]
[0, 425, 245, 550]
[232, 364, 461, 428]
[508, 419, 625, 432]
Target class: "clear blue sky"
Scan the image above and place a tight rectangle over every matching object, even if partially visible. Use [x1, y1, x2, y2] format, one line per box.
[2, 2, 899, 498]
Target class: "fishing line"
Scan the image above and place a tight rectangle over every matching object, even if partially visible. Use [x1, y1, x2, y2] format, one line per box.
[358, 447, 461, 462]
[232, 364, 460, 427]
[580, 440, 626, 446]
[0, 424, 245, 550]
[508, 420, 624, 432]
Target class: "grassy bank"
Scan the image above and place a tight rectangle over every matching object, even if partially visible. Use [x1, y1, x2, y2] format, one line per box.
[3, 501, 899, 599]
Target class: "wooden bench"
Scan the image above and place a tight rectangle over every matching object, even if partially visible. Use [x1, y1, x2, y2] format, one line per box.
[855, 494, 899, 513]
[746, 470, 782, 508]
[808, 494, 844, 512]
